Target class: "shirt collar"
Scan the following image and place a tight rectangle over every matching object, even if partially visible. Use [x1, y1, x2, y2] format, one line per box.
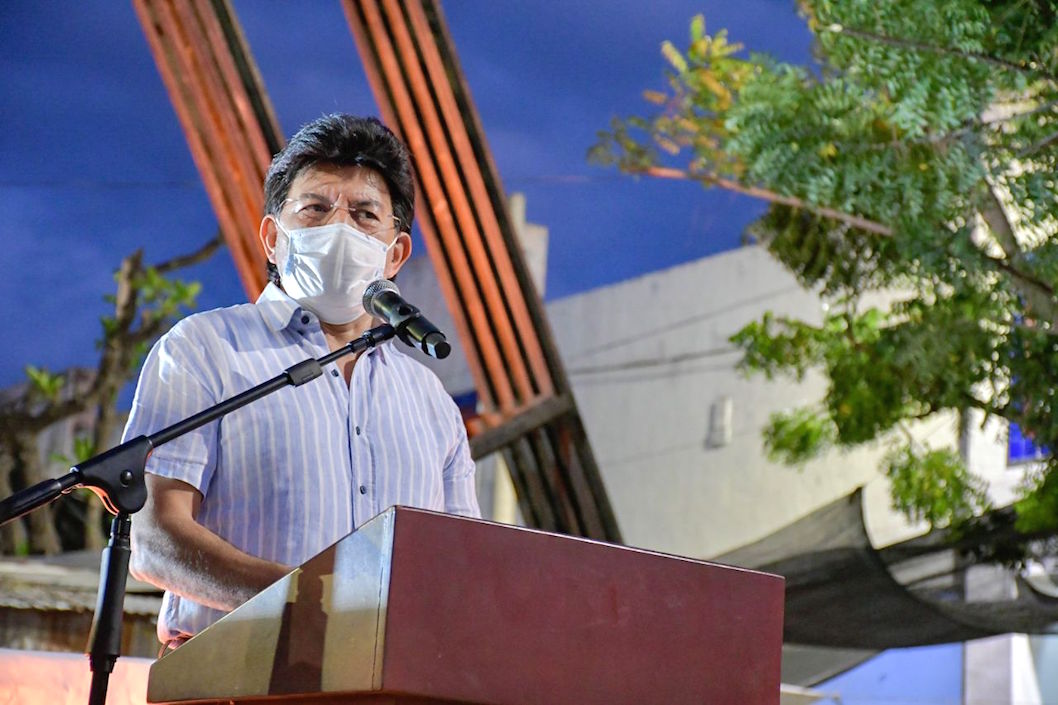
[254, 283, 394, 360]
[255, 282, 303, 332]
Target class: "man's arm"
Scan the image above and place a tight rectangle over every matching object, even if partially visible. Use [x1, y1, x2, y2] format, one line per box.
[129, 474, 290, 613]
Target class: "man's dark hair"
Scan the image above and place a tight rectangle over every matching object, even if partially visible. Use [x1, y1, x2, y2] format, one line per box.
[263, 114, 415, 285]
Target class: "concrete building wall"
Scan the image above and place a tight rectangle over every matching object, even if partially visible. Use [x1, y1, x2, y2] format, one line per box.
[546, 244, 949, 557]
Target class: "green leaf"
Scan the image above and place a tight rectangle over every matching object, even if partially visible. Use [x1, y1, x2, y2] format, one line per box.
[1013, 465, 1058, 535]
[690, 14, 705, 43]
[25, 365, 63, 401]
[762, 408, 838, 464]
[73, 436, 96, 464]
[661, 40, 687, 74]
[884, 444, 990, 528]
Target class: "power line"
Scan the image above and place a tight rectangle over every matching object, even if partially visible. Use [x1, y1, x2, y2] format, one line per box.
[563, 282, 804, 363]
[567, 344, 740, 377]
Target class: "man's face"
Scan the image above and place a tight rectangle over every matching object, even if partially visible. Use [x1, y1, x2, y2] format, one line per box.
[260, 162, 412, 281]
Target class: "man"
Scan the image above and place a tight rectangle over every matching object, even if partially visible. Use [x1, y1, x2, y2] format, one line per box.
[124, 114, 480, 649]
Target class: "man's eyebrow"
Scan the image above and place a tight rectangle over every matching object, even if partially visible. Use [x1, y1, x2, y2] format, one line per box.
[297, 191, 384, 208]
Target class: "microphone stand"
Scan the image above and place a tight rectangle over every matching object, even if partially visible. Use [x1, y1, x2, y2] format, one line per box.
[0, 324, 396, 705]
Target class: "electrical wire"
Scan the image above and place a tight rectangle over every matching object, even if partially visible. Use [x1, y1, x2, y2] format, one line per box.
[567, 345, 740, 377]
[562, 282, 804, 363]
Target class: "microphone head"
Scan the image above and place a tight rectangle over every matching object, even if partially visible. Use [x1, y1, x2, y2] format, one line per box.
[424, 332, 451, 359]
[363, 279, 399, 317]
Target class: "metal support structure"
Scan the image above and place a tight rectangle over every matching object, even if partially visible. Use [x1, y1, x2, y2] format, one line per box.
[135, 0, 620, 542]
[133, 0, 282, 298]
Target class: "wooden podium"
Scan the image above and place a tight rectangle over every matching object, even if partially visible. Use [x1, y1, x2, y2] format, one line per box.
[148, 507, 784, 705]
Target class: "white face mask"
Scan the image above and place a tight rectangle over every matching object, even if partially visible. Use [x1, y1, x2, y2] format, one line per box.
[273, 220, 394, 324]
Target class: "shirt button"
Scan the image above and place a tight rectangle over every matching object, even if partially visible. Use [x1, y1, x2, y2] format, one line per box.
[301, 314, 310, 324]
[359, 485, 367, 495]
[355, 425, 362, 435]
[331, 369, 340, 377]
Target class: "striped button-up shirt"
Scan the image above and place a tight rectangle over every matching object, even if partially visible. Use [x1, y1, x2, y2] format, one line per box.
[122, 283, 479, 641]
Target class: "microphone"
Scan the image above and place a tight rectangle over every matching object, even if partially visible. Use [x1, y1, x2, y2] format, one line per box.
[363, 280, 451, 359]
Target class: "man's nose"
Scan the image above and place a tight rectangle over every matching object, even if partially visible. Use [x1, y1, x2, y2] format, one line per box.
[327, 204, 357, 226]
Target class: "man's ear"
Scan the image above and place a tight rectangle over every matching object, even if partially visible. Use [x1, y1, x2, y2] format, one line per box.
[259, 215, 279, 264]
[384, 232, 413, 278]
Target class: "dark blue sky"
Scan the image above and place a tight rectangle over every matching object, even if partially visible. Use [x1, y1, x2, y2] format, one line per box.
[0, 0, 811, 390]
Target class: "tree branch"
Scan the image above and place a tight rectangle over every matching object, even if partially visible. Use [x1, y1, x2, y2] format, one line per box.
[961, 391, 1009, 419]
[825, 24, 1058, 83]
[154, 231, 224, 274]
[127, 316, 170, 346]
[978, 184, 1058, 322]
[639, 163, 1058, 329]
[19, 252, 147, 431]
[981, 186, 1023, 258]
[1, 235, 221, 433]
[1017, 128, 1058, 159]
[989, 99, 1058, 127]
[987, 255, 1056, 299]
[640, 165, 895, 235]
[894, 421, 919, 448]
[20, 394, 98, 432]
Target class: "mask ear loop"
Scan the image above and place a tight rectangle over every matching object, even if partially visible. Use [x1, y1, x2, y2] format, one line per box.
[269, 214, 291, 242]
[380, 228, 411, 282]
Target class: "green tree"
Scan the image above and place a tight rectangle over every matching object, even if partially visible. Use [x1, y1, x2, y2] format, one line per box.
[0, 236, 221, 555]
[592, 1, 1058, 551]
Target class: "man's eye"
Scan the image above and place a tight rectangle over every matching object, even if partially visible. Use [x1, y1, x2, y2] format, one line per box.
[301, 203, 331, 214]
[355, 210, 382, 222]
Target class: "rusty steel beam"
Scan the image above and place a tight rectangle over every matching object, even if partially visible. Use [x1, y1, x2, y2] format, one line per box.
[343, 0, 620, 542]
[133, 0, 282, 298]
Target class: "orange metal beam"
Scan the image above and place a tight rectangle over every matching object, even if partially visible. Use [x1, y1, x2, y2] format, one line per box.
[133, 0, 280, 298]
[401, 0, 554, 399]
[382, 0, 542, 405]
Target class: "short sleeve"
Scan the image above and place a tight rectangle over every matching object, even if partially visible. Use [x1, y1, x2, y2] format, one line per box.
[121, 319, 221, 493]
[441, 396, 481, 518]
